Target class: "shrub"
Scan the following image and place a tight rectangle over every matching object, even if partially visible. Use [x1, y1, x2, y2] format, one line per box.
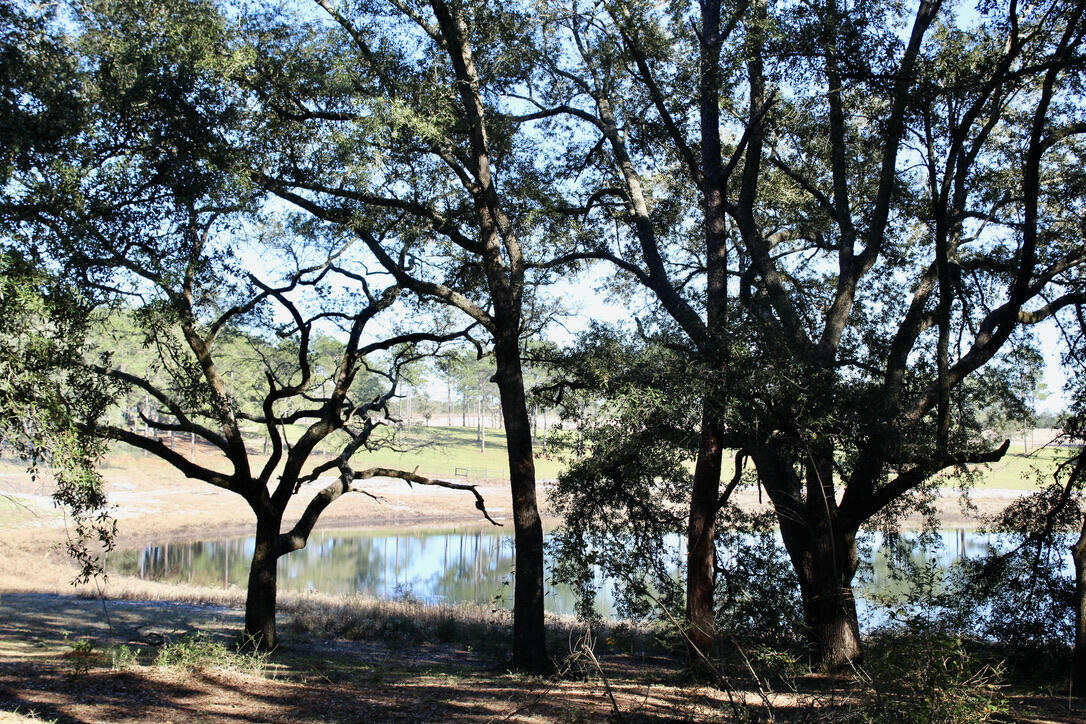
[849, 621, 1009, 724]
[109, 644, 141, 670]
[155, 632, 267, 675]
[61, 635, 98, 680]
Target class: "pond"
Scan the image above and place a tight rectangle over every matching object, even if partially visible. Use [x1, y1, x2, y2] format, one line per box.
[108, 526, 1030, 619]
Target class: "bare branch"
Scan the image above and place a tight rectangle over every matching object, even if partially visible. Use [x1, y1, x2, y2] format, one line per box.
[352, 467, 502, 526]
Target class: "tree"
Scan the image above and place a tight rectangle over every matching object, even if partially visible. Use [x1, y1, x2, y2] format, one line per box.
[0, 1, 117, 580]
[415, 393, 439, 426]
[520, 0, 753, 661]
[532, 0, 1086, 666]
[2, 0, 498, 649]
[1070, 418, 1086, 690]
[543, 326, 706, 625]
[0, 250, 116, 580]
[241, 0, 580, 669]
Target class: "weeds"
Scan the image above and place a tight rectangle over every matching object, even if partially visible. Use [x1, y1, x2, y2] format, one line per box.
[155, 632, 268, 675]
[283, 593, 516, 656]
[10, 707, 59, 723]
[847, 622, 1009, 723]
[109, 644, 141, 670]
[61, 634, 98, 680]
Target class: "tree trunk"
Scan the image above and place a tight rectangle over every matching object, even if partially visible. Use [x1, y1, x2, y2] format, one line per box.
[1071, 516, 1086, 694]
[781, 519, 862, 668]
[493, 334, 548, 671]
[244, 513, 282, 650]
[686, 411, 725, 663]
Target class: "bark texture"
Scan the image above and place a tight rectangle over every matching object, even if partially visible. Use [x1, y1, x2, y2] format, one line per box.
[494, 334, 549, 670]
[1072, 527, 1086, 694]
[686, 414, 725, 660]
[244, 513, 282, 650]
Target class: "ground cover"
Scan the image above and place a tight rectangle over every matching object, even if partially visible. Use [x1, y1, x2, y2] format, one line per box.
[0, 430, 1081, 722]
[345, 424, 570, 482]
[960, 444, 1078, 490]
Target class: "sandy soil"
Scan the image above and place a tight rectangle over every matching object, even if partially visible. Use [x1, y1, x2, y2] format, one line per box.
[0, 591, 808, 724]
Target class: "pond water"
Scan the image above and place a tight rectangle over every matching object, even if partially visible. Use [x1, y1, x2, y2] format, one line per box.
[108, 527, 1028, 619]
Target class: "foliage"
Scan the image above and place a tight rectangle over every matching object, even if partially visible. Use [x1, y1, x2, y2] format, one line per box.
[109, 644, 142, 671]
[62, 635, 99, 680]
[951, 490, 1079, 647]
[714, 508, 805, 650]
[0, 251, 117, 582]
[545, 326, 701, 621]
[2, 0, 1085, 680]
[155, 632, 268, 674]
[947, 329, 1086, 652]
[0, 0, 495, 652]
[0, 0, 84, 192]
[850, 621, 1009, 724]
[531, 0, 1086, 666]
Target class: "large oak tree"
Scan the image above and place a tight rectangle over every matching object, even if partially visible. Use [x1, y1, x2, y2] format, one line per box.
[1, 0, 497, 649]
[532, 0, 1086, 666]
[236, 0, 581, 669]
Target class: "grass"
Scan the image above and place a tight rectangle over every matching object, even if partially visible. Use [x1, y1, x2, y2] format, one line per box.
[929, 445, 1078, 491]
[341, 424, 570, 481]
[333, 425, 1073, 490]
[14, 424, 1076, 505]
[6, 709, 59, 723]
[1, 548, 1079, 722]
[261, 424, 1078, 489]
[106, 423, 569, 482]
[71, 575, 665, 673]
[0, 495, 59, 528]
[284, 593, 513, 656]
[155, 632, 269, 674]
[333, 425, 1077, 490]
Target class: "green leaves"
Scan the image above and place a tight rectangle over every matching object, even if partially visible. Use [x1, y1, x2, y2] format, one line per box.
[0, 1, 84, 188]
[0, 250, 118, 582]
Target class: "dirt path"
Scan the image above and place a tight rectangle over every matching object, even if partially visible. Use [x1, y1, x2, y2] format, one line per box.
[0, 591, 776, 723]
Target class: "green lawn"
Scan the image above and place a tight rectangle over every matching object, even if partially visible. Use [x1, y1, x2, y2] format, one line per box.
[116, 421, 1077, 489]
[359, 425, 569, 480]
[353, 427, 1075, 490]
[963, 444, 1077, 490]
[295, 424, 568, 481]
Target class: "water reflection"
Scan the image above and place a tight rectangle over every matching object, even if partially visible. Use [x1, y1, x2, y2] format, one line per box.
[112, 527, 1065, 619]
[112, 527, 619, 616]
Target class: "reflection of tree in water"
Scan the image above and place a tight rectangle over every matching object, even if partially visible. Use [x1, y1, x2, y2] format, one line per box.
[110, 529, 623, 615]
[113, 538, 253, 589]
[860, 530, 1018, 603]
[278, 531, 389, 595]
[427, 531, 515, 605]
[115, 528, 1007, 618]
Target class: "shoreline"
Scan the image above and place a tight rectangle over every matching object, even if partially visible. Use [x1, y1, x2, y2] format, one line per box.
[0, 449, 1035, 600]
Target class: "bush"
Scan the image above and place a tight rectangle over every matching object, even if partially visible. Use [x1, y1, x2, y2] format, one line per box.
[715, 510, 805, 651]
[155, 632, 267, 675]
[109, 644, 141, 670]
[62, 635, 99, 680]
[849, 621, 1009, 724]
